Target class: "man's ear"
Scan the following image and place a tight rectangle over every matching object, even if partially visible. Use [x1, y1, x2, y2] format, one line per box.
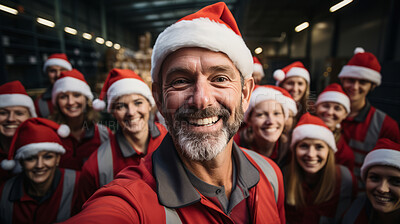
[152, 82, 164, 116]
[241, 77, 255, 112]
[370, 83, 377, 92]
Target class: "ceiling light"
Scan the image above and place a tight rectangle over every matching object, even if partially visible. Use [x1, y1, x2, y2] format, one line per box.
[82, 33, 92, 40]
[254, 47, 263, 55]
[37, 17, 55, 28]
[295, 22, 309, 32]
[0, 4, 18, 15]
[95, 37, 104, 44]
[105, 41, 113, 47]
[330, 0, 353, 13]
[113, 43, 121, 50]
[64, 27, 77, 35]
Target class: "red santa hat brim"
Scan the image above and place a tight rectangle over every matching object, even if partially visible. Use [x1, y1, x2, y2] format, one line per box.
[151, 17, 253, 82]
[361, 149, 400, 181]
[338, 65, 381, 86]
[291, 124, 337, 152]
[0, 94, 37, 117]
[43, 58, 72, 72]
[316, 91, 350, 113]
[107, 78, 155, 112]
[52, 76, 94, 105]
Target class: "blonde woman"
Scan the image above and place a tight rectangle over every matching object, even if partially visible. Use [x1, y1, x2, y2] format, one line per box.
[285, 113, 356, 224]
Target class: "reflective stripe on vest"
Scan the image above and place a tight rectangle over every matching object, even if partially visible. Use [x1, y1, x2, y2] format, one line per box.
[97, 140, 114, 187]
[97, 124, 110, 144]
[56, 169, 76, 222]
[319, 165, 353, 224]
[0, 176, 16, 224]
[164, 207, 182, 224]
[349, 109, 385, 153]
[341, 195, 367, 224]
[242, 148, 278, 203]
[38, 97, 51, 118]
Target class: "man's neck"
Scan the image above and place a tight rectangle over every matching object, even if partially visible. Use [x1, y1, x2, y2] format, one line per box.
[180, 140, 234, 199]
[349, 98, 366, 118]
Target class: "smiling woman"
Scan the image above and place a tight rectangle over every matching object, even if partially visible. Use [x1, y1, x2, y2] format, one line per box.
[50, 69, 112, 170]
[342, 138, 400, 224]
[0, 81, 37, 182]
[284, 113, 356, 224]
[0, 118, 80, 223]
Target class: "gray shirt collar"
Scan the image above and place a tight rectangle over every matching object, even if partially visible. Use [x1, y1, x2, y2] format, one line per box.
[152, 133, 260, 209]
[353, 100, 371, 122]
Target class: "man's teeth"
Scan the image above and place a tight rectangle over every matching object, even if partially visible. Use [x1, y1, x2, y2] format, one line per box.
[189, 116, 218, 126]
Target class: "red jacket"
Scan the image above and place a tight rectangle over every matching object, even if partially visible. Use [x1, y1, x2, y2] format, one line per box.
[0, 146, 14, 183]
[342, 194, 371, 224]
[60, 123, 113, 170]
[62, 134, 286, 223]
[33, 87, 53, 118]
[0, 168, 80, 224]
[285, 165, 356, 224]
[335, 135, 355, 172]
[74, 122, 167, 213]
[341, 102, 400, 189]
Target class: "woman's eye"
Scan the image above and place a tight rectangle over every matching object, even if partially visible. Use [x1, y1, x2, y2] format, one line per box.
[368, 174, 380, 182]
[299, 143, 309, 148]
[134, 101, 143, 106]
[73, 93, 82, 98]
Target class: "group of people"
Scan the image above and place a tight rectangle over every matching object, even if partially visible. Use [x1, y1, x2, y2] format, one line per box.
[0, 2, 399, 224]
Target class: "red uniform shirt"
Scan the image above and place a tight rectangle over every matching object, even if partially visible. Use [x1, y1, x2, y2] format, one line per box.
[335, 134, 355, 172]
[342, 194, 372, 224]
[74, 122, 167, 213]
[60, 123, 113, 170]
[285, 165, 356, 224]
[62, 134, 286, 224]
[0, 146, 14, 183]
[341, 102, 400, 189]
[33, 87, 53, 118]
[0, 168, 80, 224]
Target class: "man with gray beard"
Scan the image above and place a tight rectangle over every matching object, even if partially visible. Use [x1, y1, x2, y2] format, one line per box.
[62, 2, 285, 223]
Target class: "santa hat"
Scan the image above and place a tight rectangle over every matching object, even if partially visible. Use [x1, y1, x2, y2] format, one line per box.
[361, 138, 400, 181]
[1, 118, 70, 171]
[151, 2, 253, 82]
[291, 113, 337, 152]
[253, 57, 265, 78]
[245, 85, 297, 121]
[0, 81, 37, 117]
[52, 69, 94, 105]
[43, 53, 72, 72]
[93, 69, 155, 112]
[273, 61, 310, 86]
[338, 47, 381, 86]
[316, 83, 350, 113]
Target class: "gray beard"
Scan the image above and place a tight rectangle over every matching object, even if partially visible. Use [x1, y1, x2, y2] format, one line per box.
[163, 102, 244, 161]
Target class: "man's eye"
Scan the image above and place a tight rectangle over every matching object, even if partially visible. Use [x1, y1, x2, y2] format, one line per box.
[171, 79, 190, 88]
[213, 76, 228, 82]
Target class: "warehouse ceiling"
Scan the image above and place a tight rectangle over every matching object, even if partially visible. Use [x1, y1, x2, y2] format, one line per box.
[104, 0, 341, 50]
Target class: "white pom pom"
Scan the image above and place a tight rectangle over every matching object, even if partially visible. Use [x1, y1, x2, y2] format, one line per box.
[273, 69, 285, 82]
[57, 124, 70, 138]
[1, 159, 16, 170]
[354, 47, 365, 54]
[92, 99, 106, 111]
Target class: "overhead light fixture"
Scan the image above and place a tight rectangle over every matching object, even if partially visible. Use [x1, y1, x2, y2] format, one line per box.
[113, 43, 121, 50]
[105, 41, 113, 47]
[0, 4, 18, 15]
[95, 37, 105, 44]
[82, 33, 92, 40]
[330, 0, 353, 13]
[254, 47, 263, 55]
[64, 27, 77, 35]
[37, 17, 55, 28]
[295, 22, 309, 32]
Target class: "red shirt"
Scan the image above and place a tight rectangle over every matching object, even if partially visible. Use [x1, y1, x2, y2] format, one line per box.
[335, 134, 355, 172]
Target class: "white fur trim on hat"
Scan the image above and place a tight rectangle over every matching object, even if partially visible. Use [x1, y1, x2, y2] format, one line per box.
[14, 142, 66, 160]
[52, 76, 94, 105]
[151, 17, 253, 82]
[291, 124, 337, 152]
[43, 58, 72, 72]
[286, 97, 298, 115]
[0, 94, 37, 117]
[316, 91, 350, 113]
[286, 67, 310, 83]
[107, 78, 155, 112]
[245, 87, 290, 122]
[338, 65, 381, 86]
[253, 63, 265, 77]
[361, 149, 400, 181]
